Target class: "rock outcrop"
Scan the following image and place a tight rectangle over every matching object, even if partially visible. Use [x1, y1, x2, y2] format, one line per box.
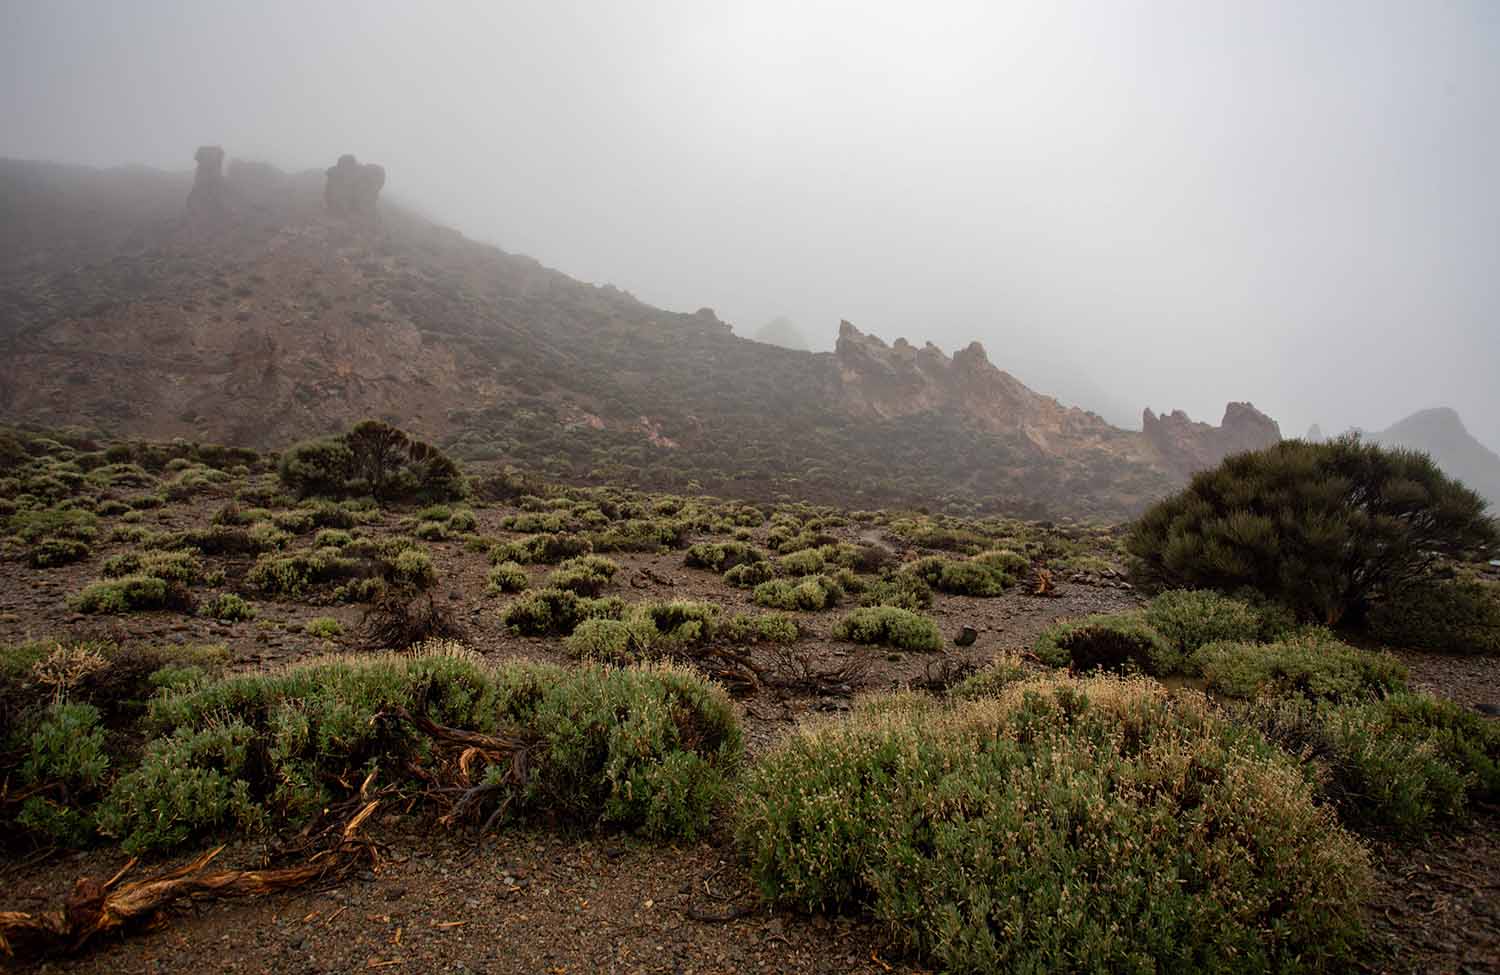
[833, 320, 1130, 454]
[186, 145, 226, 216]
[1142, 402, 1282, 477]
[324, 154, 385, 219]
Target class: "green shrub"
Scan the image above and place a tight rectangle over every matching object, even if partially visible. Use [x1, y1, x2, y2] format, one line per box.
[389, 547, 437, 589]
[1366, 575, 1500, 655]
[1142, 589, 1281, 662]
[1249, 692, 1499, 837]
[448, 509, 477, 533]
[488, 560, 530, 594]
[1196, 632, 1408, 703]
[684, 541, 764, 572]
[28, 537, 90, 568]
[12, 701, 111, 846]
[70, 575, 186, 614]
[948, 653, 1028, 700]
[8, 507, 98, 545]
[502, 588, 625, 636]
[246, 548, 361, 597]
[278, 420, 464, 503]
[832, 607, 942, 652]
[305, 616, 343, 638]
[492, 532, 593, 565]
[724, 560, 774, 588]
[314, 528, 354, 548]
[777, 548, 826, 577]
[737, 676, 1370, 973]
[101, 548, 203, 585]
[199, 592, 255, 622]
[859, 572, 934, 612]
[1034, 613, 1179, 675]
[589, 518, 689, 553]
[545, 555, 620, 596]
[563, 601, 721, 663]
[413, 520, 448, 541]
[98, 651, 741, 852]
[722, 612, 800, 645]
[753, 574, 844, 611]
[904, 554, 1014, 597]
[1127, 437, 1498, 624]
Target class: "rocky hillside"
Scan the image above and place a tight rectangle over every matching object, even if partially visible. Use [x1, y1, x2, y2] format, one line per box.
[0, 150, 1280, 519]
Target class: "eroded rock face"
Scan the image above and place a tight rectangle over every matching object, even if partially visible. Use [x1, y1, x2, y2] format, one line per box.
[1142, 402, 1282, 476]
[832, 320, 1137, 455]
[186, 145, 226, 216]
[324, 154, 385, 219]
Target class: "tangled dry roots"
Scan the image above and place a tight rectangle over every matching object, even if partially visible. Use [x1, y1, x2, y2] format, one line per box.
[0, 801, 381, 960]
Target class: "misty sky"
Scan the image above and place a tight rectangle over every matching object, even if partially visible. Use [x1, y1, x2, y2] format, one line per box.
[3, 0, 1497, 448]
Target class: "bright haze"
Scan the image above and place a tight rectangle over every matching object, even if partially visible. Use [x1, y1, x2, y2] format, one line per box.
[3, 0, 1497, 447]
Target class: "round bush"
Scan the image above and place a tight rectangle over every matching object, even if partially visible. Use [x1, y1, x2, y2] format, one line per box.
[737, 676, 1371, 973]
[832, 606, 941, 652]
[1034, 613, 1179, 675]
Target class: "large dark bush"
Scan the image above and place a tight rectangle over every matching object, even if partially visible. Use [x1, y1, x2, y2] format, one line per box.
[278, 420, 464, 503]
[1128, 437, 1497, 624]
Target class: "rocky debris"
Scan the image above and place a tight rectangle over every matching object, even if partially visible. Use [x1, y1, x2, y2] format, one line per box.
[1142, 402, 1281, 478]
[953, 625, 978, 647]
[186, 145, 227, 216]
[324, 154, 385, 219]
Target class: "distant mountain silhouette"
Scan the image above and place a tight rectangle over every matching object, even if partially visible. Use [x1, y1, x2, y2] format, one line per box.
[1366, 408, 1500, 510]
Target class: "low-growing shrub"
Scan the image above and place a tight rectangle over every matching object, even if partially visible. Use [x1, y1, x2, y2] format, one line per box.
[832, 607, 942, 652]
[563, 600, 721, 664]
[1248, 692, 1500, 837]
[859, 572, 934, 612]
[1034, 613, 1179, 675]
[1196, 632, 1408, 703]
[1366, 575, 1500, 656]
[724, 560, 774, 588]
[948, 653, 1028, 700]
[502, 588, 624, 636]
[753, 574, 844, 611]
[11, 701, 111, 846]
[488, 560, 530, 594]
[492, 532, 593, 565]
[722, 613, 799, 645]
[28, 537, 90, 568]
[684, 541, 764, 572]
[737, 675, 1370, 973]
[97, 651, 741, 852]
[70, 575, 189, 614]
[101, 548, 204, 585]
[305, 616, 344, 639]
[1142, 589, 1285, 660]
[199, 592, 255, 623]
[589, 518, 690, 553]
[545, 555, 620, 597]
[776, 548, 826, 577]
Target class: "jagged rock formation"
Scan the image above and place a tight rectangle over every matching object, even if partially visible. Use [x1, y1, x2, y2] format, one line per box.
[834, 320, 1143, 453]
[324, 154, 385, 219]
[186, 146, 226, 216]
[1142, 403, 1282, 477]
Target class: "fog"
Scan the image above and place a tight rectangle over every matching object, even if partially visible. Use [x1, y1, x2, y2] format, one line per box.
[3, 0, 1497, 447]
